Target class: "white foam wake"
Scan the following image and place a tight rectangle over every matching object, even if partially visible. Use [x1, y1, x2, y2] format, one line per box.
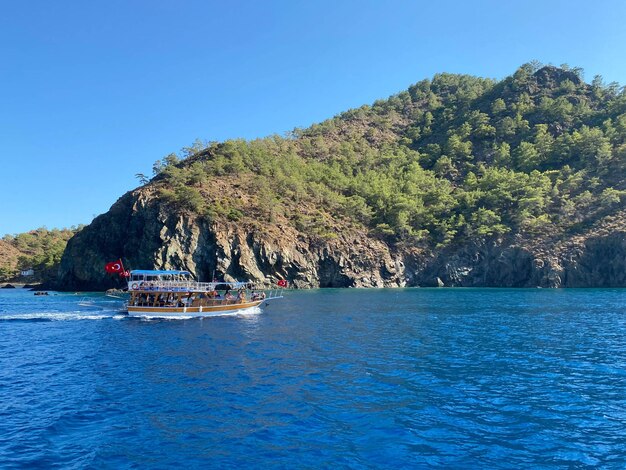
[133, 306, 263, 321]
[0, 312, 126, 321]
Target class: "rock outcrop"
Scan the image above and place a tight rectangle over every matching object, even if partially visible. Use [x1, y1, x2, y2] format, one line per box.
[412, 234, 626, 288]
[56, 187, 626, 290]
[57, 188, 409, 291]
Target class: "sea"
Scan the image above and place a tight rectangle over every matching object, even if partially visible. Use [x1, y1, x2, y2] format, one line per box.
[1, 287, 625, 469]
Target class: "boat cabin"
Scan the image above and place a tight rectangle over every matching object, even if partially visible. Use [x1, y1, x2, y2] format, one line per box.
[128, 270, 194, 291]
[129, 270, 193, 283]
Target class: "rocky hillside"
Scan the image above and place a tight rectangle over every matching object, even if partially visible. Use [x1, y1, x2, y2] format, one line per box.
[57, 63, 626, 290]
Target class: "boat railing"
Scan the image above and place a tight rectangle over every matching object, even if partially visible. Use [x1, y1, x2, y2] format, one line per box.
[129, 280, 245, 291]
[128, 280, 286, 297]
[263, 289, 284, 301]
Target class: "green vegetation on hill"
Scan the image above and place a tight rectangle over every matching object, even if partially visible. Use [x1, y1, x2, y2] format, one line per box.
[0, 227, 82, 282]
[140, 63, 625, 248]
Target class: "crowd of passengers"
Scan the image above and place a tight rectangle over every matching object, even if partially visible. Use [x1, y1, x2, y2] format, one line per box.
[130, 288, 266, 307]
[133, 281, 258, 291]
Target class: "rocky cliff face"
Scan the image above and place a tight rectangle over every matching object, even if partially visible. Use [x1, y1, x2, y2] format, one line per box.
[57, 187, 626, 290]
[562, 233, 626, 287]
[413, 230, 626, 288]
[57, 188, 408, 290]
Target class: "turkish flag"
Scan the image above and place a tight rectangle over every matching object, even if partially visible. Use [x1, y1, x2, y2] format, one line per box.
[105, 260, 123, 274]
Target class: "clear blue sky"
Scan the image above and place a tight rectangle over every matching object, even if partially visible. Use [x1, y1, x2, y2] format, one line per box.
[2, 0, 625, 236]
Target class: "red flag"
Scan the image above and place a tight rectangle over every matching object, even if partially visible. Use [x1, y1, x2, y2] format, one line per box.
[277, 279, 288, 288]
[105, 259, 123, 274]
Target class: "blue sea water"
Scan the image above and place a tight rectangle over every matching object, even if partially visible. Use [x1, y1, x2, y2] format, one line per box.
[1, 288, 626, 469]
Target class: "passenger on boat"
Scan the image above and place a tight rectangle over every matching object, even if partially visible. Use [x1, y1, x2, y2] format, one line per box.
[224, 290, 234, 301]
[237, 289, 246, 302]
[251, 292, 266, 301]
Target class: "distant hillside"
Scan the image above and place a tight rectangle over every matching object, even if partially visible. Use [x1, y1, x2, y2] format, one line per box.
[1, 228, 81, 283]
[0, 240, 22, 281]
[58, 63, 626, 290]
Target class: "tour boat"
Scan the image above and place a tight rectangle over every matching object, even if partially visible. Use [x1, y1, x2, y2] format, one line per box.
[124, 269, 285, 318]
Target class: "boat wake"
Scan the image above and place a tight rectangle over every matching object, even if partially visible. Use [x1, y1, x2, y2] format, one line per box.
[0, 303, 263, 322]
[133, 306, 263, 321]
[0, 311, 127, 322]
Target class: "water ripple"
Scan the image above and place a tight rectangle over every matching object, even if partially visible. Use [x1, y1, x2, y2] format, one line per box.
[1, 288, 626, 467]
